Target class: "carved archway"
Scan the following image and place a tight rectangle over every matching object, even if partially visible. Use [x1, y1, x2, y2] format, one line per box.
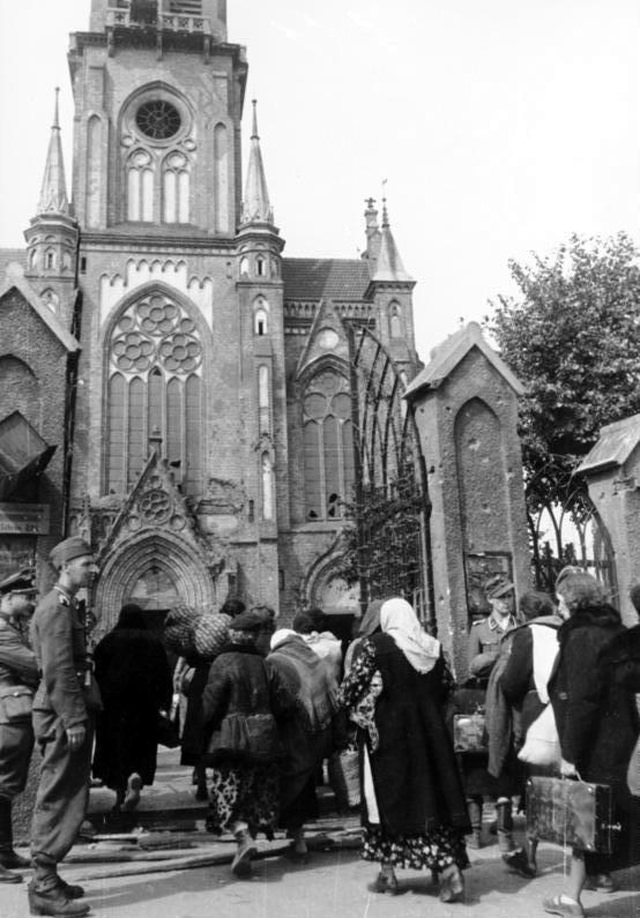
[92, 529, 216, 638]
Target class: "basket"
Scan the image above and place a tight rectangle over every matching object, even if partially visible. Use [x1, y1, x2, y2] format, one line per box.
[194, 613, 232, 659]
[328, 747, 361, 809]
[164, 603, 201, 656]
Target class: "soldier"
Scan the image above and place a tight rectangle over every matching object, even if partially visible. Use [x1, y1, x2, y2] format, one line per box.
[463, 574, 520, 854]
[467, 575, 519, 680]
[0, 568, 38, 884]
[28, 537, 99, 918]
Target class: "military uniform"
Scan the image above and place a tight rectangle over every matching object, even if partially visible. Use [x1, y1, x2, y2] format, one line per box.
[467, 613, 519, 680]
[30, 584, 95, 891]
[0, 621, 38, 798]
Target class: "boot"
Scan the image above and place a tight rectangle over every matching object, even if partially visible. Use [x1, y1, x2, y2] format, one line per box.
[496, 798, 515, 854]
[465, 798, 482, 849]
[231, 822, 256, 877]
[27, 882, 91, 917]
[0, 862, 22, 883]
[0, 797, 28, 873]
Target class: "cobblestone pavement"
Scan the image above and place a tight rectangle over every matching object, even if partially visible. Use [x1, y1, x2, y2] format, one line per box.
[2, 749, 638, 918]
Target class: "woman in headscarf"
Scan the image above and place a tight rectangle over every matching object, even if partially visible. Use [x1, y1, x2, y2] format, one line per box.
[339, 597, 469, 902]
[267, 628, 338, 860]
[343, 599, 384, 674]
[200, 611, 282, 877]
[92, 604, 173, 812]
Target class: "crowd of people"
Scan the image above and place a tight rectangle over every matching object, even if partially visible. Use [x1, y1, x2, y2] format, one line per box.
[0, 534, 638, 918]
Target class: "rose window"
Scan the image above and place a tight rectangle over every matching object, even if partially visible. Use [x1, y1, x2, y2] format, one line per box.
[110, 294, 202, 376]
[136, 100, 181, 140]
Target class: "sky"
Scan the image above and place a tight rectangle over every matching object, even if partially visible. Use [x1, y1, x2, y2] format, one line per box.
[0, 0, 639, 361]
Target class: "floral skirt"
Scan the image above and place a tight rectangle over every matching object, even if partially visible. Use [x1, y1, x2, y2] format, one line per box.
[362, 824, 469, 872]
[206, 760, 280, 839]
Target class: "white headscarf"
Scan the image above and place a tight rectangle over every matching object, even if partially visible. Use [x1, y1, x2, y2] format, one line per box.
[380, 597, 441, 674]
[270, 628, 298, 651]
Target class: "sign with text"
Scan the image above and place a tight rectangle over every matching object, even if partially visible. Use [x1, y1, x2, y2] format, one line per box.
[0, 503, 50, 535]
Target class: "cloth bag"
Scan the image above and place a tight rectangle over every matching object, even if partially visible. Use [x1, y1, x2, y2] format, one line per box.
[518, 702, 562, 768]
[0, 685, 33, 723]
[328, 747, 361, 808]
[205, 712, 280, 765]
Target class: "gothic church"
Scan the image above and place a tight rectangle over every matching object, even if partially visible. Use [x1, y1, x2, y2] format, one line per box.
[0, 0, 420, 635]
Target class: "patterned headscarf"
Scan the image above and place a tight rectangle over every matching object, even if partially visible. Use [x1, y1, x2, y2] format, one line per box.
[380, 597, 441, 674]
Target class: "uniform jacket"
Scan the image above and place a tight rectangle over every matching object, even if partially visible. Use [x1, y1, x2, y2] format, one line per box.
[467, 613, 518, 680]
[0, 621, 38, 689]
[30, 587, 89, 730]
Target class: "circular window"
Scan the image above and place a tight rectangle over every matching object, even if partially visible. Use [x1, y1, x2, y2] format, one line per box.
[136, 100, 181, 140]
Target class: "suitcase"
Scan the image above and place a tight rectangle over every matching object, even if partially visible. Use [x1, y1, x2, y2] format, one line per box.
[453, 713, 488, 754]
[526, 776, 620, 854]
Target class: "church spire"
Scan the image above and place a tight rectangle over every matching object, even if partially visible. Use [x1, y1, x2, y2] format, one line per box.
[241, 100, 274, 225]
[372, 197, 413, 283]
[37, 88, 70, 217]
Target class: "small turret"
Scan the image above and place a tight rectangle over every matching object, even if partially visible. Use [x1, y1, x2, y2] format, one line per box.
[240, 100, 274, 227]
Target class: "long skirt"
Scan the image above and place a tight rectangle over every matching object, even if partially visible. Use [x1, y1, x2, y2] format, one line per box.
[207, 759, 280, 839]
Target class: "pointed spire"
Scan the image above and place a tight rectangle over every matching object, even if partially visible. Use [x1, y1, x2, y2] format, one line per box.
[372, 197, 414, 283]
[241, 100, 274, 225]
[37, 88, 70, 217]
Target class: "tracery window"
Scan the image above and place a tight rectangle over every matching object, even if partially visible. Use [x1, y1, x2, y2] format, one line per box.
[127, 150, 154, 221]
[302, 369, 355, 521]
[162, 151, 190, 223]
[106, 291, 203, 495]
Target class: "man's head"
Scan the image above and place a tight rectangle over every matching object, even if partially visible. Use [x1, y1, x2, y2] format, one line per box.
[49, 537, 95, 593]
[484, 575, 515, 618]
[0, 569, 36, 622]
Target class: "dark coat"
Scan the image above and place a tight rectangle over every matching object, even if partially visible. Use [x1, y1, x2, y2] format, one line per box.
[92, 625, 173, 789]
[179, 660, 210, 766]
[201, 643, 281, 764]
[548, 604, 640, 871]
[364, 633, 469, 836]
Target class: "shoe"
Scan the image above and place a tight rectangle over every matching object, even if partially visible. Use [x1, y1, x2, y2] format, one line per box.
[439, 865, 465, 903]
[0, 862, 22, 883]
[57, 879, 85, 899]
[122, 773, 142, 812]
[27, 883, 91, 916]
[231, 835, 256, 877]
[368, 870, 400, 895]
[584, 873, 616, 893]
[0, 848, 30, 869]
[503, 847, 537, 878]
[542, 894, 584, 918]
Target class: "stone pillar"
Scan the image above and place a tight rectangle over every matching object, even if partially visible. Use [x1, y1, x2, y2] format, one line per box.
[576, 413, 640, 625]
[405, 322, 530, 678]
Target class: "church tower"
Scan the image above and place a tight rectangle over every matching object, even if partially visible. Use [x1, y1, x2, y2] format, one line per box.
[66, 0, 288, 629]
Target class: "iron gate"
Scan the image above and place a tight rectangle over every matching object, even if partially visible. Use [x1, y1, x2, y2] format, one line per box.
[346, 325, 435, 629]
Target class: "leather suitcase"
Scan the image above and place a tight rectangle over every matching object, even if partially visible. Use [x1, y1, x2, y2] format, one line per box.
[453, 713, 488, 754]
[526, 776, 619, 854]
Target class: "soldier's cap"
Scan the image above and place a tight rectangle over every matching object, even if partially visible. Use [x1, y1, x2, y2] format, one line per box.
[49, 537, 93, 571]
[484, 575, 515, 600]
[0, 568, 36, 596]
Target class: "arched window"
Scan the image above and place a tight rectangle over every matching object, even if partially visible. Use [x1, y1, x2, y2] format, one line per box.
[240, 257, 250, 277]
[105, 291, 203, 495]
[258, 365, 270, 435]
[254, 297, 269, 336]
[162, 151, 190, 223]
[127, 150, 154, 221]
[389, 302, 403, 338]
[302, 369, 354, 521]
[45, 250, 55, 270]
[256, 256, 266, 277]
[261, 452, 273, 520]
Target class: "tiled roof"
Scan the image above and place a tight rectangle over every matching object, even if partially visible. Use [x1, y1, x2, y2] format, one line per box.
[282, 257, 371, 301]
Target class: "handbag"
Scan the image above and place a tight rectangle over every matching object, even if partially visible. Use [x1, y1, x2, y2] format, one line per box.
[205, 712, 280, 765]
[453, 713, 488, 753]
[518, 703, 561, 768]
[0, 684, 34, 724]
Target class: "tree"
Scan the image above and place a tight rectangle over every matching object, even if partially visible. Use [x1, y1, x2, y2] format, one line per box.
[486, 232, 640, 514]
